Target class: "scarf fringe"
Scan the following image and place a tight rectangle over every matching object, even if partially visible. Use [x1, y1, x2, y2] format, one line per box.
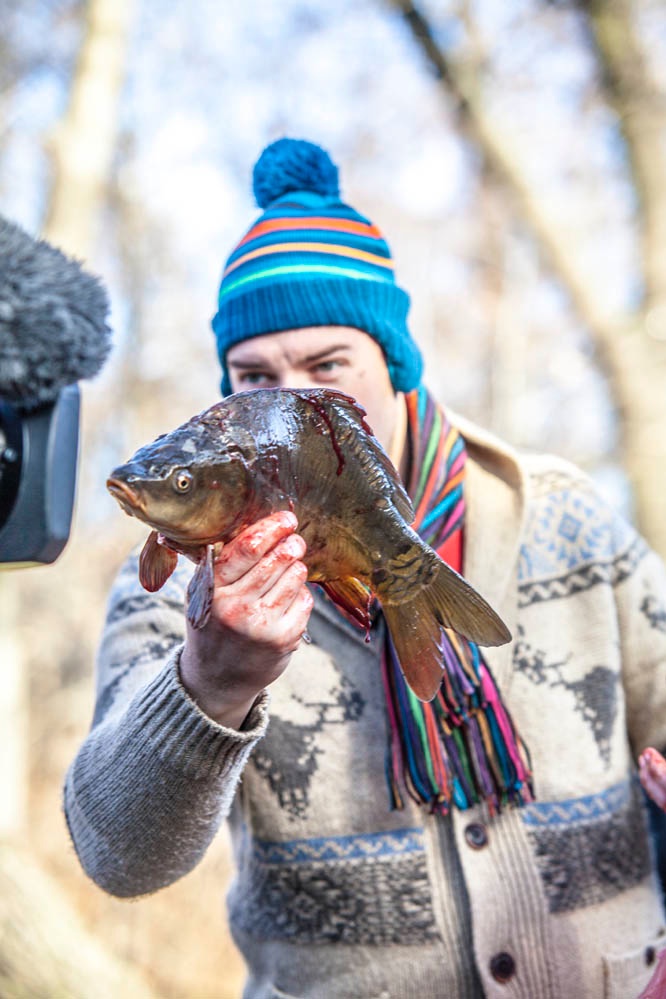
[382, 387, 533, 816]
[382, 634, 533, 814]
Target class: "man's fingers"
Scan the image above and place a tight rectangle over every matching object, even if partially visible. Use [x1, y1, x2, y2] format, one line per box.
[263, 572, 314, 650]
[202, 510, 313, 655]
[217, 532, 307, 600]
[639, 748, 666, 811]
[641, 771, 666, 811]
[250, 535, 308, 599]
[215, 511, 299, 585]
[213, 562, 312, 647]
[263, 558, 311, 612]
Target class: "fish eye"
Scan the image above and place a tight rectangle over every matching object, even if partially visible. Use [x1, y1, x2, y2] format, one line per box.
[172, 468, 193, 493]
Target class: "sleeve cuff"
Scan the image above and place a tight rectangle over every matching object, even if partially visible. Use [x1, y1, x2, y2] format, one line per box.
[127, 647, 270, 781]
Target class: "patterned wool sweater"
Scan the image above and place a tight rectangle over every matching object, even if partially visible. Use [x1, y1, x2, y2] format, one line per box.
[64, 415, 666, 999]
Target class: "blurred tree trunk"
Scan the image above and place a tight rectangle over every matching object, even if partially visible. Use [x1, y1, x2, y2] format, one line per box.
[43, 0, 134, 258]
[388, 0, 666, 556]
[579, 0, 666, 556]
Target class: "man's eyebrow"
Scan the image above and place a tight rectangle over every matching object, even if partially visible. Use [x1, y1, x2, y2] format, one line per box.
[228, 343, 351, 369]
[302, 344, 351, 363]
[226, 356, 269, 369]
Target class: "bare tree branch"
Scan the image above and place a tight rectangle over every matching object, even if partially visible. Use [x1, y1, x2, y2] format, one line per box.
[389, 1, 624, 353]
[580, 0, 666, 311]
[387, 0, 666, 556]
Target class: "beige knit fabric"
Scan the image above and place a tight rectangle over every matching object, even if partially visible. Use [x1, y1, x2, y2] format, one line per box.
[65, 415, 666, 998]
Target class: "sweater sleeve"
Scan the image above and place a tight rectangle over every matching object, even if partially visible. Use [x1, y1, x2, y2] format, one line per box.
[63, 551, 269, 898]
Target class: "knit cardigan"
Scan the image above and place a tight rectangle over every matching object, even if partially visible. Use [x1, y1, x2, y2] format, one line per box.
[64, 413, 666, 999]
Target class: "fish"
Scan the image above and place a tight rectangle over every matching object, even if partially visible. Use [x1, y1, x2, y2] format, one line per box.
[106, 387, 511, 701]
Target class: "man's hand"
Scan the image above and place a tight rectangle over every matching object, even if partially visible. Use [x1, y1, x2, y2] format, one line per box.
[639, 747, 666, 811]
[179, 510, 313, 729]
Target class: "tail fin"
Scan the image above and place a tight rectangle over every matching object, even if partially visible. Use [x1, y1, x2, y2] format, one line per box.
[382, 558, 511, 701]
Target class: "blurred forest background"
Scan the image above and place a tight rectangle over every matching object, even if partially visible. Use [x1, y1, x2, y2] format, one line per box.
[2, 0, 666, 996]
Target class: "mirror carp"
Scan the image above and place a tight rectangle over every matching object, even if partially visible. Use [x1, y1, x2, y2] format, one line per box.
[107, 388, 510, 701]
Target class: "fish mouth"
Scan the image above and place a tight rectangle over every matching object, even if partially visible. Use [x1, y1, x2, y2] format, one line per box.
[106, 477, 145, 518]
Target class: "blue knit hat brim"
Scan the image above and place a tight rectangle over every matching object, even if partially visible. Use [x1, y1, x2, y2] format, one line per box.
[213, 276, 423, 396]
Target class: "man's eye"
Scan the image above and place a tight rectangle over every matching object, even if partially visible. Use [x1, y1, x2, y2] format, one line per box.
[239, 372, 273, 386]
[312, 360, 342, 377]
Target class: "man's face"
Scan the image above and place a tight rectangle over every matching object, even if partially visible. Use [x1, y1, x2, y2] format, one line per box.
[226, 326, 400, 456]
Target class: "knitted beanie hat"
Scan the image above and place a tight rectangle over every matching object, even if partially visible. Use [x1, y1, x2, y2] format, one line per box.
[212, 138, 423, 395]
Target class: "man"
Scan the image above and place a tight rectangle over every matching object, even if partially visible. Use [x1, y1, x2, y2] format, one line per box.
[65, 138, 666, 998]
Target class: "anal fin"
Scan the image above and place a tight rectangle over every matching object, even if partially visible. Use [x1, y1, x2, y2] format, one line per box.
[320, 577, 372, 632]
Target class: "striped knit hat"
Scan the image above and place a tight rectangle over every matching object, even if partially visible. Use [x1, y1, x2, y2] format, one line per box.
[212, 138, 423, 395]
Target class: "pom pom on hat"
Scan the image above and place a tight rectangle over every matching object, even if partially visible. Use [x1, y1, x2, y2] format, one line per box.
[252, 138, 340, 208]
[213, 137, 423, 395]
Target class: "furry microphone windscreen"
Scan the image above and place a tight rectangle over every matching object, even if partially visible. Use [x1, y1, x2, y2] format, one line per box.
[0, 217, 112, 408]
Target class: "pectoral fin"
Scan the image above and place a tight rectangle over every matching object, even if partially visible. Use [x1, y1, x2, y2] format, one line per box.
[139, 530, 178, 592]
[320, 577, 373, 632]
[187, 545, 215, 629]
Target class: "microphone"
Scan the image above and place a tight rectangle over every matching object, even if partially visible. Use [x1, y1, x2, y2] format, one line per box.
[0, 217, 112, 565]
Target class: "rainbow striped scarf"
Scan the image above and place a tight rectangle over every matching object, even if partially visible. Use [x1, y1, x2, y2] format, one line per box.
[382, 386, 533, 815]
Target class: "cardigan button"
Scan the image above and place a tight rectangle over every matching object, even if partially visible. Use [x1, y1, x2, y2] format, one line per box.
[645, 946, 656, 966]
[464, 822, 488, 849]
[490, 952, 516, 983]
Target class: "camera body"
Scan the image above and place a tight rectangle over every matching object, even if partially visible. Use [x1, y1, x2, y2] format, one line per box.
[0, 387, 80, 565]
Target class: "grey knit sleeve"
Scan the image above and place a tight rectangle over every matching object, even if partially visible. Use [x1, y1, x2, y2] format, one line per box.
[63, 552, 269, 898]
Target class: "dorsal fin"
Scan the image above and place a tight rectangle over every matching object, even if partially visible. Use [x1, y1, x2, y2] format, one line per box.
[289, 388, 415, 525]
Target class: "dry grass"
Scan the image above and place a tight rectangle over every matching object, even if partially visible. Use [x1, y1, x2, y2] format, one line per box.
[7, 503, 247, 998]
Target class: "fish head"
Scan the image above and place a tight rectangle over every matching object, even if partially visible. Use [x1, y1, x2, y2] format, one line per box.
[106, 413, 254, 545]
